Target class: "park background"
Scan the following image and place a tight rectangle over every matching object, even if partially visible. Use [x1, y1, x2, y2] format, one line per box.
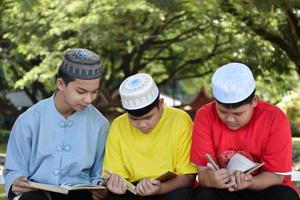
[1, 0, 300, 199]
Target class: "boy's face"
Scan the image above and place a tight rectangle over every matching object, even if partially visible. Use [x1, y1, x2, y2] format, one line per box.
[56, 78, 100, 113]
[128, 99, 164, 134]
[215, 97, 257, 130]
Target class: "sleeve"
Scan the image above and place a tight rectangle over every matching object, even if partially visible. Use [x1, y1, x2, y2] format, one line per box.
[102, 121, 129, 179]
[3, 116, 32, 192]
[190, 108, 217, 166]
[175, 114, 197, 174]
[90, 120, 110, 184]
[262, 110, 293, 173]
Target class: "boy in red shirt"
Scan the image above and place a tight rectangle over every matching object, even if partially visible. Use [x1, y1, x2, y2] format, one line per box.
[191, 63, 299, 200]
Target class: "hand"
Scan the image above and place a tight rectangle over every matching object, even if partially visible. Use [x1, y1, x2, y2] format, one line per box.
[12, 176, 36, 196]
[89, 189, 108, 200]
[105, 173, 127, 194]
[136, 179, 161, 196]
[206, 163, 236, 189]
[228, 171, 252, 192]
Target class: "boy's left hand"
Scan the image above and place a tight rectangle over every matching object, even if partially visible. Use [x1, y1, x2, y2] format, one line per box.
[229, 171, 253, 192]
[136, 179, 161, 196]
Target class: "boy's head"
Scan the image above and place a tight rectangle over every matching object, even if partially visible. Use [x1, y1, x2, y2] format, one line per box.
[212, 63, 257, 130]
[56, 49, 102, 113]
[119, 73, 164, 133]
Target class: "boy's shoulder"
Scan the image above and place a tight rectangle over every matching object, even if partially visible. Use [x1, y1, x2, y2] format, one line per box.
[256, 99, 286, 117]
[164, 106, 190, 117]
[19, 97, 52, 118]
[85, 104, 109, 123]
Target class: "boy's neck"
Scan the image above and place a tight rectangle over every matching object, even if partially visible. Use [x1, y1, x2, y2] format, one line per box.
[54, 91, 75, 118]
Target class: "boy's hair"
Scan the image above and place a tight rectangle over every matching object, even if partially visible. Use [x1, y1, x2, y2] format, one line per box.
[126, 94, 160, 117]
[56, 66, 75, 86]
[216, 89, 256, 109]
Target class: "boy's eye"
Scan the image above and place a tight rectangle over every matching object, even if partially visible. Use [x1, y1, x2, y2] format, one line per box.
[77, 90, 85, 94]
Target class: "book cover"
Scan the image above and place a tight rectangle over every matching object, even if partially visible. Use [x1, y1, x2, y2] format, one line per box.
[155, 171, 177, 182]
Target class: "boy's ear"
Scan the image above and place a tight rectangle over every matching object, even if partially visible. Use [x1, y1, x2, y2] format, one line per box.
[56, 78, 65, 91]
[159, 98, 164, 108]
[252, 96, 258, 107]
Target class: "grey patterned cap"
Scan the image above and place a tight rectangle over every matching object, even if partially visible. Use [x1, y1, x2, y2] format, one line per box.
[60, 48, 102, 79]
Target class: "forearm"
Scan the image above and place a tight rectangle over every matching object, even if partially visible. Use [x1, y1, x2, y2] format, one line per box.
[248, 171, 284, 190]
[158, 174, 195, 195]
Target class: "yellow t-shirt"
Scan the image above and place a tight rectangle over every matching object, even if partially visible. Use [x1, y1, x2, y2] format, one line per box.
[103, 107, 197, 183]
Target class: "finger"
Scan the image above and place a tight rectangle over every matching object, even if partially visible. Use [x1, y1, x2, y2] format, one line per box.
[18, 176, 28, 181]
[138, 179, 151, 195]
[136, 182, 145, 195]
[235, 172, 242, 186]
[150, 179, 160, 186]
[139, 180, 149, 195]
[12, 185, 36, 195]
[223, 181, 236, 189]
[144, 180, 155, 192]
[245, 174, 252, 181]
[207, 163, 216, 171]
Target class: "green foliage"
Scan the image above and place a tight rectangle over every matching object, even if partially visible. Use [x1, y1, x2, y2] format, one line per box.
[277, 91, 300, 137]
[0, 129, 9, 145]
[0, 0, 300, 108]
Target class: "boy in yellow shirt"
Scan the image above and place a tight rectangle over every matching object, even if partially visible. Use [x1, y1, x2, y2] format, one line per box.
[103, 73, 196, 200]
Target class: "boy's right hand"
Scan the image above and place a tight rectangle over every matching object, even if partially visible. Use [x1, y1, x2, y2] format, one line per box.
[12, 176, 36, 196]
[105, 173, 127, 194]
[206, 163, 236, 189]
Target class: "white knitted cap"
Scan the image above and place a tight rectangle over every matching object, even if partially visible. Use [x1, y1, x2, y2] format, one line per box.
[212, 63, 256, 104]
[119, 73, 159, 110]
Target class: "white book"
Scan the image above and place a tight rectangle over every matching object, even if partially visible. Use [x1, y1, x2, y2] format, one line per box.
[226, 153, 264, 174]
[206, 153, 264, 174]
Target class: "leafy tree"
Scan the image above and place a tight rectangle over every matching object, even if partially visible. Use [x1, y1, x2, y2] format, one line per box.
[0, 0, 299, 117]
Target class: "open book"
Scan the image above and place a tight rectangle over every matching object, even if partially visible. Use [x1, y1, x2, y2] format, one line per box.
[103, 170, 137, 194]
[155, 171, 177, 182]
[103, 170, 177, 194]
[28, 181, 105, 195]
[206, 153, 264, 175]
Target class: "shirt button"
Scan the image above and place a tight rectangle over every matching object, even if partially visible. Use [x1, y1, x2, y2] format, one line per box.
[59, 121, 66, 128]
[67, 121, 73, 127]
[56, 146, 63, 152]
[64, 145, 71, 151]
[53, 170, 60, 176]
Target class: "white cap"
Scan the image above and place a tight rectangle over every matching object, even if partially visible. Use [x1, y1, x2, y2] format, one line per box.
[119, 73, 159, 110]
[212, 62, 256, 103]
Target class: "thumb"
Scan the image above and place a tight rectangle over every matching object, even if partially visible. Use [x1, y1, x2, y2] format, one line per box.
[207, 163, 216, 171]
[19, 176, 28, 181]
[150, 179, 160, 185]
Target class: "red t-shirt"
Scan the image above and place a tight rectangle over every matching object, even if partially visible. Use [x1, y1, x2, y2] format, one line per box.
[191, 100, 296, 191]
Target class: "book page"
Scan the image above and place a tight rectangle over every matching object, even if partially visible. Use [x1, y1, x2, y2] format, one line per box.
[28, 181, 68, 194]
[60, 183, 105, 190]
[226, 153, 256, 172]
[245, 162, 264, 175]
